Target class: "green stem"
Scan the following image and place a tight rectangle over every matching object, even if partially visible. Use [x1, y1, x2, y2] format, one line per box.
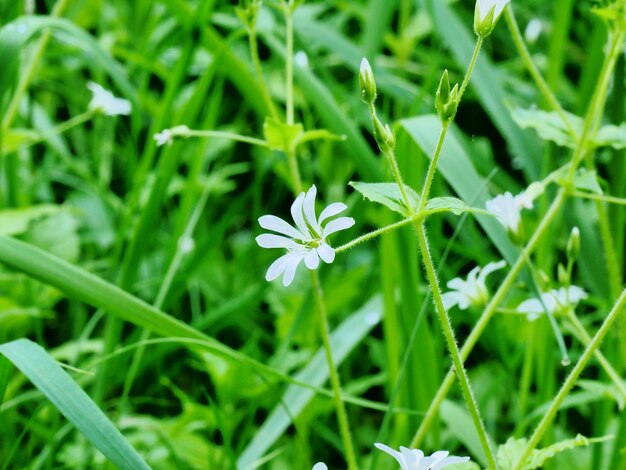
[248, 27, 279, 120]
[184, 129, 268, 147]
[417, 37, 481, 211]
[416, 225, 497, 469]
[335, 215, 420, 253]
[310, 271, 358, 470]
[14, 110, 96, 151]
[411, 190, 567, 447]
[567, 310, 626, 402]
[504, 7, 578, 140]
[285, 3, 295, 126]
[513, 288, 626, 470]
[570, 190, 626, 206]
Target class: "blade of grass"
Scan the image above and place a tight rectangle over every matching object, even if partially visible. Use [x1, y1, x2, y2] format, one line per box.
[0, 338, 150, 470]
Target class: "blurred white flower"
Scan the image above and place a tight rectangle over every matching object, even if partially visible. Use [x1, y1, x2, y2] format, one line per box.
[517, 286, 588, 321]
[256, 185, 355, 287]
[87, 82, 131, 116]
[295, 50, 310, 68]
[154, 125, 191, 146]
[442, 260, 506, 310]
[486, 191, 532, 236]
[312, 463, 327, 470]
[375, 443, 470, 470]
[524, 18, 543, 43]
[474, 0, 511, 37]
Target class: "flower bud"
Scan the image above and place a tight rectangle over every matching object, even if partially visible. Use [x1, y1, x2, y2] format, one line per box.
[359, 58, 377, 104]
[566, 226, 580, 261]
[474, 0, 511, 38]
[372, 115, 395, 153]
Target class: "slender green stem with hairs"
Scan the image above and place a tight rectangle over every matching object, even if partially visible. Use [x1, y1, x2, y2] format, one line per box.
[417, 225, 497, 469]
[513, 288, 626, 470]
[411, 190, 567, 447]
[183, 129, 268, 147]
[417, 36, 481, 210]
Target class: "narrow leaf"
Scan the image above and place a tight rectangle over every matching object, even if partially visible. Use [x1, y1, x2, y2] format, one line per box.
[0, 338, 149, 469]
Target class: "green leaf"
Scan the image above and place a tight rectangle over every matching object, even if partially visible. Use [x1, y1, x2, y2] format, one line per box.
[425, 197, 491, 216]
[511, 108, 582, 148]
[0, 205, 63, 236]
[497, 434, 612, 470]
[0, 338, 150, 469]
[596, 122, 626, 149]
[350, 181, 420, 216]
[571, 169, 603, 194]
[262, 117, 303, 152]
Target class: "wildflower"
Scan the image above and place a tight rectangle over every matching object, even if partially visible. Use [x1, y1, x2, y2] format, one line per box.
[359, 58, 377, 104]
[256, 185, 355, 287]
[474, 0, 511, 38]
[312, 464, 327, 470]
[154, 125, 191, 146]
[375, 443, 470, 470]
[87, 82, 131, 116]
[442, 260, 506, 310]
[485, 191, 531, 237]
[517, 286, 588, 321]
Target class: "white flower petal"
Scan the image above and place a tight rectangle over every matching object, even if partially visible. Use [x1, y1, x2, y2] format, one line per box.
[318, 202, 348, 225]
[486, 192, 521, 233]
[442, 292, 465, 310]
[400, 447, 419, 469]
[374, 443, 410, 470]
[317, 243, 335, 264]
[265, 253, 295, 281]
[478, 260, 507, 284]
[304, 249, 320, 270]
[282, 253, 304, 286]
[312, 464, 327, 470]
[322, 217, 355, 238]
[432, 456, 470, 470]
[256, 234, 300, 249]
[259, 215, 306, 240]
[303, 185, 321, 235]
[290, 192, 312, 239]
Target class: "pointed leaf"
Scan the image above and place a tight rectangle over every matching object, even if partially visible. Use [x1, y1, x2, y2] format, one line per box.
[350, 181, 420, 216]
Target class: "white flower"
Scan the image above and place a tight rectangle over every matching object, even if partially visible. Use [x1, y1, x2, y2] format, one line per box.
[154, 125, 191, 146]
[485, 191, 531, 235]
[517, 286, 588, 321]
[312, 464, 327, 470]
[442, 260, 506, 310]
[375, 443, 470, 470]
[87, 82, 131, 116]
[474, 0, 511, 37]
[256, 185, 355, 287]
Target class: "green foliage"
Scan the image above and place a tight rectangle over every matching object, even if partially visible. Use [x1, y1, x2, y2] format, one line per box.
[0, 1, 623, 469]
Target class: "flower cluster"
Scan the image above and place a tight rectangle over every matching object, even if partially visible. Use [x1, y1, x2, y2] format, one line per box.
[442, 260, 506, 310]
[256, 185, 354, 286]
[517, 286, 588, 321]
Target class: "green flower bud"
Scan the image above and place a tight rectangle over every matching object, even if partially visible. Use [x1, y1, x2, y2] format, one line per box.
[372, 115, 395, 153]
[359, 58, 377, 104]
[566, 226, 580, 261]
[474, 0, 511, 38]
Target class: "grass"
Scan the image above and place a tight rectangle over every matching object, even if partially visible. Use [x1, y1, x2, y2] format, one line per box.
[0, 0, 625, 469]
